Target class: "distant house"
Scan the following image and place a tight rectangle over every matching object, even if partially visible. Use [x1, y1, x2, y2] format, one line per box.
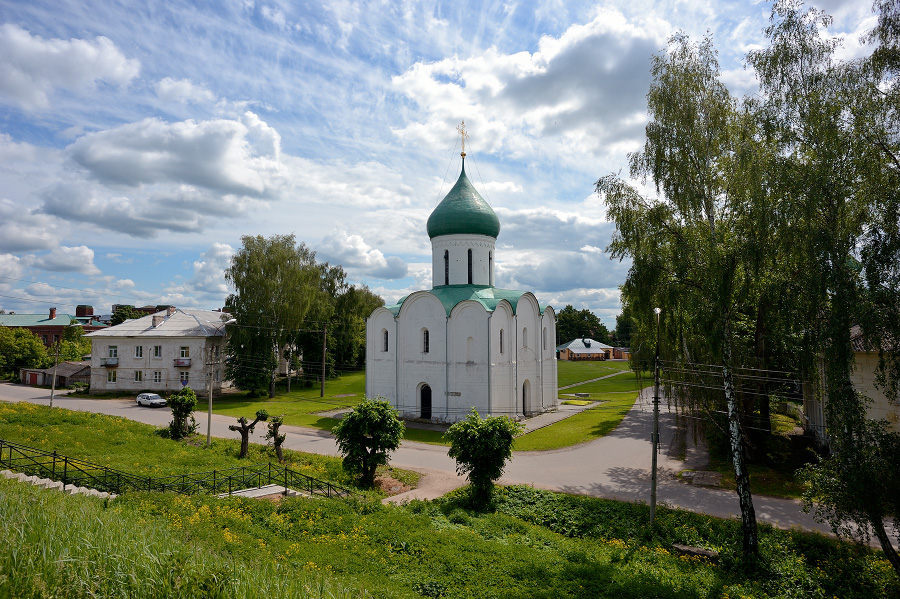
[85, 308, 233, 395]
[556, 337, 614, 361]
[0, 306, 106, 347]
[613, 347, 631, 360]
[20, 361, 91, 387]
[803, 325, 900, 445]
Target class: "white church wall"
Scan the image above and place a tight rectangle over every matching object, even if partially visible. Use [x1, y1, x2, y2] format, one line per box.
[396, 292, 448, 419]
[448, 301, 490, 419]
[514, 294, 543, 415]
[431, 234, 496, 286]
[489, 301, 516, 417]
[365, 308, 398, 405]
[541, 307, 559, 411]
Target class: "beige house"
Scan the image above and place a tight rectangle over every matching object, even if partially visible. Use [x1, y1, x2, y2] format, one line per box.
[804, 326, 900, 445]
[86, 308, 233, 395]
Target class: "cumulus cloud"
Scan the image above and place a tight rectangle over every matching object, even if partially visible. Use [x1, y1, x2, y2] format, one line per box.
[69, 112, 284, 197]
[188, 243, 234, 295]
[27, 245, 101, 276]
[0, 199, 56, 252]
[319, 231, 408, 280]
[391, 8, 666, 164]
[0, 24, 140, 110]
[155, 77, 217, 104]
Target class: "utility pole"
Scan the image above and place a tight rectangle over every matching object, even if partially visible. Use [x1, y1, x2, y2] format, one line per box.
[650, 307, 661, 524]
[49, 342, 60, 408]
[206, 345, 214, 448]
[320, 324, 327, 398]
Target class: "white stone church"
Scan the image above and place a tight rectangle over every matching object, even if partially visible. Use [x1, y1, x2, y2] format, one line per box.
[365, 150, 558, 422]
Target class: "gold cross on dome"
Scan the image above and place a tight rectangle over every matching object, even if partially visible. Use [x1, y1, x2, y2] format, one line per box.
[457, 120, 468, 156]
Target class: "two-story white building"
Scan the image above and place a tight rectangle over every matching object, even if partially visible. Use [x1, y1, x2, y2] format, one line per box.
[86, 307, 233, 395]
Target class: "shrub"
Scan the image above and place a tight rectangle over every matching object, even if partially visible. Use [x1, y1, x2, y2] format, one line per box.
[166, 387, 198, 440]
[332, 397, 404, 487]
[445, 409, 524, 505]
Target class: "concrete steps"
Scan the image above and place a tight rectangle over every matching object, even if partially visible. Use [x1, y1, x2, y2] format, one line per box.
[1, 469, 116, 500]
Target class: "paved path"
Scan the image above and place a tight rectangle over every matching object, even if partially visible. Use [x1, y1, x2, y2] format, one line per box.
[0, 381, 833, 537]
[558, 369, 630, 390]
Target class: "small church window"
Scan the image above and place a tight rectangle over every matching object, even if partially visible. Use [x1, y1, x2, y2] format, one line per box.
[383, 330, 389, 352]
[522, 327, 528, 349]
[444, 250, 449, 285]
[466, 336, 474, 362]
[499, 329, 504, 354]
[489, 251, 492, 285]
[467, 249, 473, 284]
[423, 329, 430, 353]
[543, 327, 547, 350]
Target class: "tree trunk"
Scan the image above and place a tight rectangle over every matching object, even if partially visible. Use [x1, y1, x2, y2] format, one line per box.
[724, 318, 759, 554]
[275, 444, 283, 462]
[871, 516, 900, 575]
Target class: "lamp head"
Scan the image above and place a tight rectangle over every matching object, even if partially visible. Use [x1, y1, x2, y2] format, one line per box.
[654, 308, 661, 315]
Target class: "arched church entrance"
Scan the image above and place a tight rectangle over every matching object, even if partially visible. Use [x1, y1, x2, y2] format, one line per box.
[522, 379, 531, 415]
[421, 384, 432, 420]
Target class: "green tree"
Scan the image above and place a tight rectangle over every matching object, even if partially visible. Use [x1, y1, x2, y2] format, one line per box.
[332, 398, 404, 487]
[167, 387, 198, 440]
[0, 327, 50, 376]
[445, 409, 524, 504]
[58, 324, 92, 362]
[229, 409, 269, 459]
[225, 235, 323, 397]
[597, 33, 767, 553]
[745, 0, 900, 572]
[555, 305, 609, 345]
[110, 305, 142, 326]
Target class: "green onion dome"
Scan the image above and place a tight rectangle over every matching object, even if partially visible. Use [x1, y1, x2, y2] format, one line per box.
[426, 160, 500, 239]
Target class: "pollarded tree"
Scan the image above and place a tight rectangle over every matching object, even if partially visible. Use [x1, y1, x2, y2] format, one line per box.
[445, 409, 524, 505]
[229, 409, 269, 459]
[265, 415, 286, 462]
[167, 387, 198, 440]
[332, 397, 404, 487]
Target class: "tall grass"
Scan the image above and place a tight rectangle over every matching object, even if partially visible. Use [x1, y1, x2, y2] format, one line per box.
[0, 478, 368, 599]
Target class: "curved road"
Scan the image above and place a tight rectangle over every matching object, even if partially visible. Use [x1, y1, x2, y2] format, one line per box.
[0, 381, 830, 536]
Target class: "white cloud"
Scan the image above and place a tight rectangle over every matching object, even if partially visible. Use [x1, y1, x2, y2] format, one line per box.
[27, 245, 101, 276]
[188, 243, 234, 295]
[0, 24, 139, 110]
[69, 112, 285, 197]
[155, 77, 217, 104]
[0, 199, 56, 252]
[319, 231, 408, 280]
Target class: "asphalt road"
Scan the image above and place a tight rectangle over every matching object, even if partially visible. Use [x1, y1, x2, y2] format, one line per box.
[0, 381, 833, 537]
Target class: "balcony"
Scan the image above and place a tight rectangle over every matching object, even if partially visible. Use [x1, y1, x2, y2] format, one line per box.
[174, 358, 192, 367]
[101, 357, 118, 367]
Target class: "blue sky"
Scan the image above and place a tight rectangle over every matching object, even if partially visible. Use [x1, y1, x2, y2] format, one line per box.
[0, 0, 874, 327]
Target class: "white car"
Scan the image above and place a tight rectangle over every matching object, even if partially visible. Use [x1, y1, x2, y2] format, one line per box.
[136, 393, 167, 407]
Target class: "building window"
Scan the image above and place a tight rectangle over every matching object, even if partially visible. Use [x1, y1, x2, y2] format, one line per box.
[180, 371, 189, 384]
[153, 371, 162, 383]
[108, 345, 118, 358]
[153, 345, 162, 358]
[444, 250, 449, 286]
[499, 329, 504, 354]
[180, 346, 190, 358]
[215, 370, 220, 382]
[214, 344, 220, 358]
[53, 335, 59, 344]
[134, 371, 143, 382]
[543, 327, 547, 350]
[382, 330, 389, 352]
[489, 251, 493, 286]
[42, 335, 48, 344]
[135, 346, 143, 358]
[423, 329, 430, 353]
[523, 327, 528, 349]
[466, 336, 475, 362]
[107, 370, 117, 383]
[467, 249, 473, 284]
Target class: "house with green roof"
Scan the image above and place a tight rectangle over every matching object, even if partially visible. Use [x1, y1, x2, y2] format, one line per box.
[0, 306, 106, 347]
[366, 140, 558, 422]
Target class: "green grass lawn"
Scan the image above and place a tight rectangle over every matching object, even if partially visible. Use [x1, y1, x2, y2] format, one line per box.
[514, 392, 639, 451]
[557, 360, 632, 386]
[0, 401, 412, 496]
[3, 470, 896, 598]
[563, 369, 650, 393]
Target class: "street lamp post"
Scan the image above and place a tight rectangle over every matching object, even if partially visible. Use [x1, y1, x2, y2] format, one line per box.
[650, 307, 661, 524]
[207, 318, 236, 448]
